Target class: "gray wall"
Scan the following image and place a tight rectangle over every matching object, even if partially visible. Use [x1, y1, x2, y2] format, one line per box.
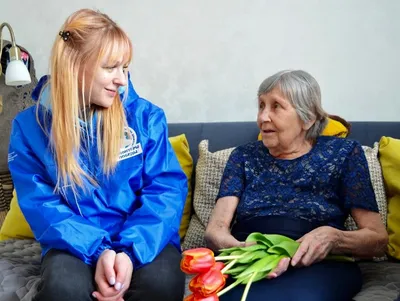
[1, 0, 399, 123]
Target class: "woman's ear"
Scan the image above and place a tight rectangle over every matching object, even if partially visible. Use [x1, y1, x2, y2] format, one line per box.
[302, 118, 316, 131]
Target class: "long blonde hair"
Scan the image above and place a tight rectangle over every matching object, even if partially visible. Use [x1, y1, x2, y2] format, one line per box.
[39, 9, 133, 194]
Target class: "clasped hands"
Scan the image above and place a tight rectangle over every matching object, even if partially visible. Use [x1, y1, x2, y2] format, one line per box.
[92, 249, 133, 301]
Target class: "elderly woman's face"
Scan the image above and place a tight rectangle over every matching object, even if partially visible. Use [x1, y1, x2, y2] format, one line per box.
[257, 87, 307, 150]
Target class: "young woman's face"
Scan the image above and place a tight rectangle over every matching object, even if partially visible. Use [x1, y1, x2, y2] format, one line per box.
[84, 55, 128, 108]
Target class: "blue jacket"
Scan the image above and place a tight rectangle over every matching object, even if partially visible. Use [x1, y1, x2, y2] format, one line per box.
[8, 76, 188, 268]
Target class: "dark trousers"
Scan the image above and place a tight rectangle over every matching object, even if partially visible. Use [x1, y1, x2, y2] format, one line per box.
[33, 244, 185, 301]
[219, 260, 362, 301]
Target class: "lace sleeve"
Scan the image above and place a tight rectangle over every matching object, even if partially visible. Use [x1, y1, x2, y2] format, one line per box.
[340, 142, 379, 212]
[217, 148, 245, 200]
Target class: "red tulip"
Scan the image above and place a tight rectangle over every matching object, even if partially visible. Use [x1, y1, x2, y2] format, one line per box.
[181, 248, 216, 274]
[185, 294, 219, 301]
[184, 294, 195, 301]
[213, 262, 225, 271]
[189, 264, 226, 297]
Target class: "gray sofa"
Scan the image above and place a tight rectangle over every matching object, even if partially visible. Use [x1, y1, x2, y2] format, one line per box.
[0, 121, 399, 301]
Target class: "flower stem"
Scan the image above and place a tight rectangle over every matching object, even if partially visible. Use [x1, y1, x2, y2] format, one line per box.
[221, 259, 237, 274]
[215, 255, 242, 261]
[217, 276, 249, 297]
[240, 272, 256, 301]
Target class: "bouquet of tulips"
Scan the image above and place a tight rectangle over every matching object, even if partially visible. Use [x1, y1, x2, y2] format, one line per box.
[180, 232, 353, 301]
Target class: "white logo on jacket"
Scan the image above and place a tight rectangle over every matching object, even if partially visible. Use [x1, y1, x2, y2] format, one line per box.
[118, 127, 142, 161]
[8, 152, 17, 163]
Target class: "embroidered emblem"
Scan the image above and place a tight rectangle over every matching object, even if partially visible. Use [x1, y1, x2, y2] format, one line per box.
[118, 127, 142, 161]
[8, 152, 17, 163]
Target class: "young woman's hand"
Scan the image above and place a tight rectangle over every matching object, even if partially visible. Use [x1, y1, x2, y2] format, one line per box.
[113, 252, 134, 294]
[92, 251, 133, 301]
[93, 249, 121, 301]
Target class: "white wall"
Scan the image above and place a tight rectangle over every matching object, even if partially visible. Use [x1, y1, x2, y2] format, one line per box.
[1, 0, 399, 122]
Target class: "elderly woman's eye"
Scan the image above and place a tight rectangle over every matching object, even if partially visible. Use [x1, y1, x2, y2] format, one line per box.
[274, 102, 281, 109]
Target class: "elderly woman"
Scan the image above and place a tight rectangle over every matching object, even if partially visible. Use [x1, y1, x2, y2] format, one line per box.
[205, 70, 388, 301]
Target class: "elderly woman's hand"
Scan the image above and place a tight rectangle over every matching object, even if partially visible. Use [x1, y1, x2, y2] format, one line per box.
[266, 257, 291, 279]
[205, 230, 246, 251]
[205, 196, 247, 251]
[291, 226, 341, 267]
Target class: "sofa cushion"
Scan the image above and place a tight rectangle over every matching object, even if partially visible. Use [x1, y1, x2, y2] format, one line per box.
[169, 134, 194, 240]
[0, 239, 41, 301]
[182, 140, 234, 250]
[379, 136, 400, 260]
[0, 190, 33, 241]
[321, 116, 350, 138]
[0, 173, 13, 228]
[354, 261, 400, 301]
[345, 143, 388, 262]
[344, 143, 387, 232]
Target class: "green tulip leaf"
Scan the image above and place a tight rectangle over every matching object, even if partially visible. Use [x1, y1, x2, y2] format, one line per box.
[223, 264, 249, 275]
[237, 250, 269, 264]
[231, 250, 246, 256]
[238, 244, 268, 252]
[236, 254, 280, 278]
[259, 255, 286, 273]
[267, 241, 300, 257]
[218, 249, 246, 257]
[218, 251, 230, 257]
[240, 271, 269, 284]
[245, 232, 274, 247]
[218, 246, 243, 254]
[262, 234, 296, 245]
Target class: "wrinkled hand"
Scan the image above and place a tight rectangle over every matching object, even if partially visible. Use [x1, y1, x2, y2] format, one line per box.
[291, 226, 340, 267]
[93, 251, 133, 301]
[267, 257, 291, 279]
[205, 231, 246, 251]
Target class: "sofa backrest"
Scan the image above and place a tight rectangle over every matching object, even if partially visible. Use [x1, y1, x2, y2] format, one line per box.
[168, 121, 400, 164]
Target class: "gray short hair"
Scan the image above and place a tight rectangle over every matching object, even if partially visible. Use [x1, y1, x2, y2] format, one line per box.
[258, 70, 328, 140]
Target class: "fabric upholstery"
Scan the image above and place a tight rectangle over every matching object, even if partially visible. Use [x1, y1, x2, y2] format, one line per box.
[182, 140, 234, 250]
[379, 136, 400, 260]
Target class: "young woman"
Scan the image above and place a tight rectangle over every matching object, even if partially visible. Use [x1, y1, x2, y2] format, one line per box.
[8, 9, 187, 301]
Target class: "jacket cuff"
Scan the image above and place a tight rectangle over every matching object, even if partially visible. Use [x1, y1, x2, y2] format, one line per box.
[92, 243, 112, 265]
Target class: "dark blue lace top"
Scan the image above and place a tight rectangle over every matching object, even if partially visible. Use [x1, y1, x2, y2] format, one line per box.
[217, 136, 379, 230]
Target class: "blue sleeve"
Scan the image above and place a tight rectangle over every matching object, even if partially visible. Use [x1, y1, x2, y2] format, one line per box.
[114, 109, 188, 268]
[217, 147, 245, 200]
[8, 120, 112, 265]
[340, 142, 379, 212]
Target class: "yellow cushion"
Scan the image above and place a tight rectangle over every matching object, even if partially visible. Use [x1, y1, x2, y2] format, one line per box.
[0, 190, 33, 240]
[379, 136, 400, 259]
[321, 118, 349, 138]
[169, 134, 194, 240]
[257, 117, 349, 140]
[0, 134, 194, 242]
